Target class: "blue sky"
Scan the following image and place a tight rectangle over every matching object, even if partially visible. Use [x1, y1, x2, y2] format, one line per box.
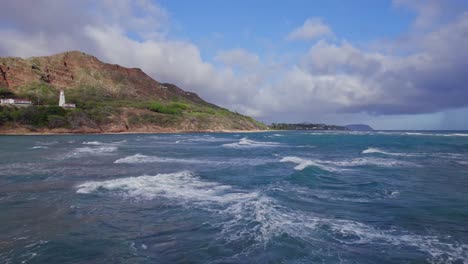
[1, 0, 468, 130]
[159, 0, 413, 59]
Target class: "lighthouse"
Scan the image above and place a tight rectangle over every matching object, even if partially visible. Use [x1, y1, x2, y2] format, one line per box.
[58, 89, 76, 108]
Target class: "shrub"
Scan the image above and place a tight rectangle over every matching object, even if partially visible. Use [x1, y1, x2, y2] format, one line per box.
[0, 88, 16, 98]
[17, 82, 58, 105]
[44, 106, 66, 116]
[47, 115, 69, 128]
[19, 106, 48, 126]
[147, 102, 181, 115]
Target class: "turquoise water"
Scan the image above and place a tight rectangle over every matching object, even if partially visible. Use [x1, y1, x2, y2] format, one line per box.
[0, 131, 467, 263]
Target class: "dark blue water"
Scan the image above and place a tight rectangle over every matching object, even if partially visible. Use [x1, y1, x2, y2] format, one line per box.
[1, 131, 467, 263]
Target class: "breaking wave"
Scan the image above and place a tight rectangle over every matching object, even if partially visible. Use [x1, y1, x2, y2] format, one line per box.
[76, 172, 467, 263]
[83, 140, 127, 146]
[29, 146, 48, 149]
[362, 148, 465, 160]
[376, 132, 468, 137]
[280, 156, 339, 172]
[114, 154, 276, 166]
[361, 147, 415, 156]
[280, 156, 413, 171]
[64, 146, 118, 158]
[222, 138, 281, 149]
[175, 136, 234, 144]
[76, 171, 255, 204]
[114, 154, 204, 164]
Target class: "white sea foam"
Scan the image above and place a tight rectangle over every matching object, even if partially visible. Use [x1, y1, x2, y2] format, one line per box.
[76, 172, 466, 262]
[222, 137, 281, 149]
[266, 134, 284, 138]
[280, 156, 339, 172]
[450, 133, 468, 137]
[361, 147, 418, 157]
[29, 146, 48, 149]
[76, 171, 256, 204]
[175, 136, 233, 144]
[280, 156, 412, 171]
[331, 158, 412, 167]
[65, 146, 118, 158]
[458, 161, 468, 165]
[83, 140, 127, 145]
[114, 154, 204, 164]
[362, 147, 465, 160]
[114, 154, 275, 166]
[82, 141, 103, 145]
[376, 131, 468, 137]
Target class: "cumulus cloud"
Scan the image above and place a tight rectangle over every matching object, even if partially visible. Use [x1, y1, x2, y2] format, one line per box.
[287, 17, 333, 41]
[215, 49, 260, 70]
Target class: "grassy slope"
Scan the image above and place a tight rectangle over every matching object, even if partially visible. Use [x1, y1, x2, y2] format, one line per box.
[0, 83, 267, 133]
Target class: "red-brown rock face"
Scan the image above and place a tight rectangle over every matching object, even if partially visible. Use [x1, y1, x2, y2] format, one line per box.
[0, 51, 205, 104]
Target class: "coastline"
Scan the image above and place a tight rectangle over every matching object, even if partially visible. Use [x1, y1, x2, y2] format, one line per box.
[0, 128, 274, 136]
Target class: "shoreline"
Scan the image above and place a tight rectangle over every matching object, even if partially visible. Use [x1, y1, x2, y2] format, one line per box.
[0, 129, 276, 136]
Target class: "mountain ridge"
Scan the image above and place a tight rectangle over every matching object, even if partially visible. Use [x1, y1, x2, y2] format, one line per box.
[0, 51, 266, 134]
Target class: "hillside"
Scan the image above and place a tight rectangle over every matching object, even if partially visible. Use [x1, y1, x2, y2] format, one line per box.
[0, 51, 266, 134]
[345, 124, 374, 131]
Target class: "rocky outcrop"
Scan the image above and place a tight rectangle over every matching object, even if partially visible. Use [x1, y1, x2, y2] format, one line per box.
[0, 51, 206, 104]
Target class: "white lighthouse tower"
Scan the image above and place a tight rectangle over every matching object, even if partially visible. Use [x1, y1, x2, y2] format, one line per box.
[59, 90, 66, 107]
[58, 89, 76, 108]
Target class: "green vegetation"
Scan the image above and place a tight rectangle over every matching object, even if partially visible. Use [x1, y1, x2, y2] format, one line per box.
[147, 102, 188, 115]
[17, 82, 58, 105]
[0, 87, 15, 98]
[0, 83, 266, 131]
[0, 105, 67, 127]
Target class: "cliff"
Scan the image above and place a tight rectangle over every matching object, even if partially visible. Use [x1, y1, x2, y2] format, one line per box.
[0, 51, 266, 134]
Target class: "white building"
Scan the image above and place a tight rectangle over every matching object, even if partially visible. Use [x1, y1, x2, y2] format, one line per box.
[58, 90, 76, 108]
[0, 98, 32, 105]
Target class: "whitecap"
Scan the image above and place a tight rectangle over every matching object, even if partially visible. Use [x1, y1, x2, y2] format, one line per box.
[332, 157, 413, 167]
[76, 171, 256, 204]
[222, 137, 281, 149]
[75, 172, 467, 262]
[175, 136, 233, 144]
[65, 146, 118, 158]
[29, 146, 48, 149]
[114, 154, 204, 164]
[82, 140, 127, 146]
[362, 147, 465, 160]
[280, 156, 339, 172]
[376, 131, 468, 137]
[82, 141, 103, 145]
[361, 147, 415, 156]
[280, 156, 414, 171]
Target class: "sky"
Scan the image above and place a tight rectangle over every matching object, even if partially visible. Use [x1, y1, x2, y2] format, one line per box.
[1, 0, 468, 130]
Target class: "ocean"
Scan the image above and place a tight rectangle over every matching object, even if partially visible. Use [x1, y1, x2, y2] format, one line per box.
[0, 131, 467, 263]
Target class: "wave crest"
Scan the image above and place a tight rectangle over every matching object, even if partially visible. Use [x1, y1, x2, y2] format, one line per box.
[280, 156, 413, 171]
[114, 154, 203, 164]
[222, 138, 281, 149]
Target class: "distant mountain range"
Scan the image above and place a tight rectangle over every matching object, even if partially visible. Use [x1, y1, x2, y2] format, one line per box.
[0, 51, 266, 134]
[270, 123, 348, 130]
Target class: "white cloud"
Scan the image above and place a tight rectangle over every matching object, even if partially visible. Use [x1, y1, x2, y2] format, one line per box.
[215, 49, 260, 70]
[287, 17, 333, 41]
